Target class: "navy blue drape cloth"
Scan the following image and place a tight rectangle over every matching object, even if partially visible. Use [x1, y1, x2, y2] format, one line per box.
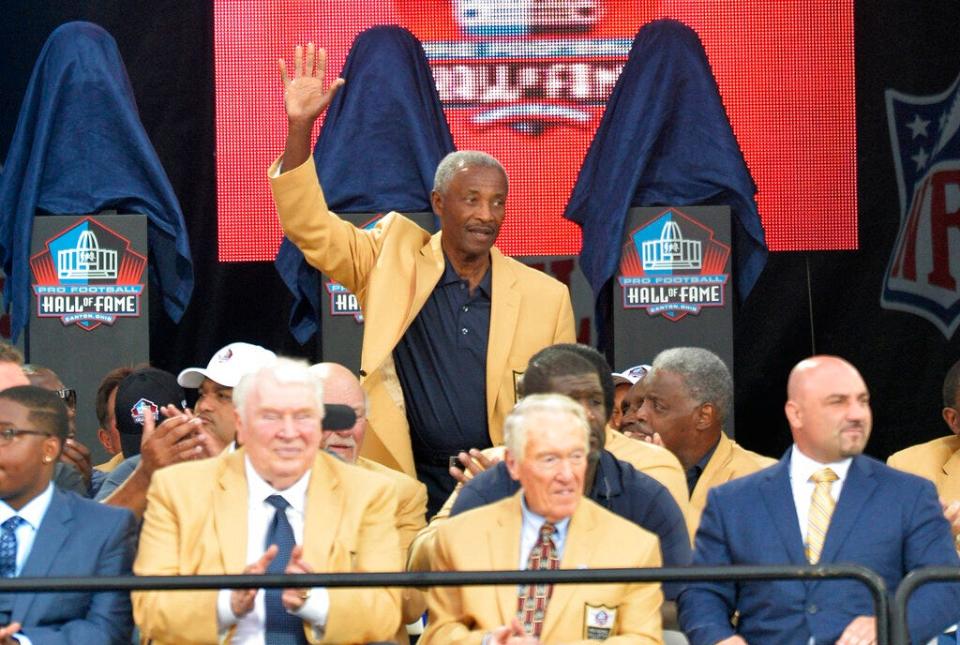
[0, 21, 193, 342]
[564, 19, 767, 345]
[275, 25, 455, 344]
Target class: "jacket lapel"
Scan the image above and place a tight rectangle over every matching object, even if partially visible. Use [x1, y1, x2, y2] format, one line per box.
[758, 454, 808, 565]
[303, 453, 342, 566]
[360, 235, 443, 472]
[213, 450, 248, 572]
[942, 449, 960, 501]
[692, 433, 733, 511]
[486, 248, 520, 441]
[818, 456, 877, 564]
[361, 230, 444, 378]
[541, 502, 596, 642]
[412, 233, 446, 316]
[493, 495, 523, 624]
[13, 489, 73, 622]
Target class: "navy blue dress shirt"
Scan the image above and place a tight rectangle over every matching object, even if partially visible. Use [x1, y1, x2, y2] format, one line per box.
[686, 439, 720, 495]
[393, 257, 492, 515]
[452, 449, 692, 599]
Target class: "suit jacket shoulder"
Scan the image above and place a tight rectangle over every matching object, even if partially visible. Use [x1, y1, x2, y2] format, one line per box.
[888, 435, 960, 499]
[358, 456, 426, 504]
[689, 433, 776, 530]
[494, 250, 568, 293]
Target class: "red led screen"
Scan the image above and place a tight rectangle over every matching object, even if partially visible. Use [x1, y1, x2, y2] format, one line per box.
[214, 1, 856, 262]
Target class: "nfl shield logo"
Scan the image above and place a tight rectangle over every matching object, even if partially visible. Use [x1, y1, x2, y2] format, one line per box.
[883, 73, 960, 338]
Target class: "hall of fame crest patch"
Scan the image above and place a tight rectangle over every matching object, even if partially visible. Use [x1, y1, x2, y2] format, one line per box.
[582, 603, 618, 639]
[617, 208, 730, 322]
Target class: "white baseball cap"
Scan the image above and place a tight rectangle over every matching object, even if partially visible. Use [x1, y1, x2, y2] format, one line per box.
[177, 342, 277, 389]
[611, 364, 651, 386]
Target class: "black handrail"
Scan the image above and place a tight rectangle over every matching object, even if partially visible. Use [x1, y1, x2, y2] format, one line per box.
[891, 566, 960, 644]
[0, 564, 889, 643]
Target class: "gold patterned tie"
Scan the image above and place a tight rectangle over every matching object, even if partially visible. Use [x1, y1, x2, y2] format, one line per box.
[517, 522, 560, 637]
[806, 467, 839, 564]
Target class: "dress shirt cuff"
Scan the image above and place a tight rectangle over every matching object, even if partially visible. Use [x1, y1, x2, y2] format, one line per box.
[12, 633, 31, 645]
[216, 587, 240, 633]
[293, 587, 329, 640]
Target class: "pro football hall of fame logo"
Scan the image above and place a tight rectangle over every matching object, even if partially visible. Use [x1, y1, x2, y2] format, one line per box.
[885, 72, 960, 338]
[618, 209, 731, 322]
[30, 217, 146, 331]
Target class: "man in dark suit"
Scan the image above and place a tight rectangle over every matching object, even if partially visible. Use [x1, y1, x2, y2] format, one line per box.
[678, 355, 960, 645]
[0, 385, 137, 644]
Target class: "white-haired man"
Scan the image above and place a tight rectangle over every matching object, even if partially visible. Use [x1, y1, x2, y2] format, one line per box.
[422, 393, 663, 644]
[134, 357, 403, 644]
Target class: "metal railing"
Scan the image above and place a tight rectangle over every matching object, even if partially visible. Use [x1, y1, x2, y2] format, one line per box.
[0, 564, 889, 643]
[891, 566, 960, 644]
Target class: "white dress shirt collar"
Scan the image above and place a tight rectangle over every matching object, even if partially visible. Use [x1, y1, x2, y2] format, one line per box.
[518, 494, 571, 569]
[790, 445, 852, 486]
[244, 457, 311, 514]
[789, 445, 853, 544]
[0, 481, 54, 530]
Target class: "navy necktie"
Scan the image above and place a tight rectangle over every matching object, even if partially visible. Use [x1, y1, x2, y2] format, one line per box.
[0, 517, 24, 578]
[264, 495, 307, 644]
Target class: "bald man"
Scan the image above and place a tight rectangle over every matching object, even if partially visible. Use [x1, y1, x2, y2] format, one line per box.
[679, 356, 960, 645]
[311, 363, 428, 642]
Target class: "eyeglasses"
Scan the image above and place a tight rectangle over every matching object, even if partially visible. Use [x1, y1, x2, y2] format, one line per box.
[0, 428, 53, 446]
[56, 389, 76, 409]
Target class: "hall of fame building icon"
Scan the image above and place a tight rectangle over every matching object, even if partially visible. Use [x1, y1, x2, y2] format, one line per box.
[641, 220, 702, 271]
[30, 217, 146, 331]
[618, 209, 730, 321]
[57, 230, 118, 280]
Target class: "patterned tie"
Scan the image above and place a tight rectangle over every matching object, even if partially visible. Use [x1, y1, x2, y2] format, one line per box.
[263, 495, 307, 644]
[517, 522, 560, 637]
[806, 468, 839, 564]
[0, 517, 23, 578]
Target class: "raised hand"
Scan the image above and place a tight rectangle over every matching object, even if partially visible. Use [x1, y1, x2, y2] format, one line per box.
[449, 449, 501, 484]
[279, 43, 345, 126]
[278, 43, 345, 171]
[139, 404, 205, 477]
[60, 434, 93, 487]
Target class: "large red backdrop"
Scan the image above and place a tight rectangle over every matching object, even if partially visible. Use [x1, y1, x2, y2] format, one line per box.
[214, 1, 856, 262]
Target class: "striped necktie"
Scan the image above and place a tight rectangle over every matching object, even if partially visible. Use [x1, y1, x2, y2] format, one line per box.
[806, 467, 838, 564]
[517, 522, 560, 637]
